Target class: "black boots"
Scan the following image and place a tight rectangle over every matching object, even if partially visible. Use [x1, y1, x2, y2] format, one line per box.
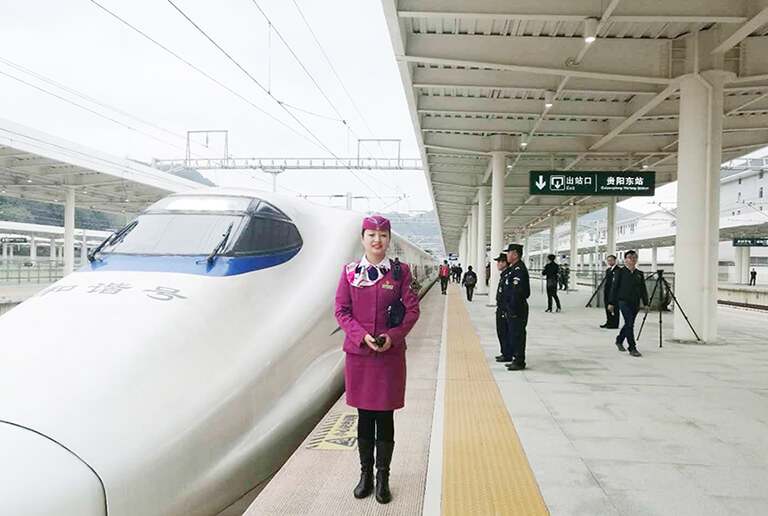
[375, 440, 394, 504]
[353, 438, 374, 499]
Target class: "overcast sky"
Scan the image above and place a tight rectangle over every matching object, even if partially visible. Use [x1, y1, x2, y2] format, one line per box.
[1, 1, 764, 221]
[0, 0, 430, 213]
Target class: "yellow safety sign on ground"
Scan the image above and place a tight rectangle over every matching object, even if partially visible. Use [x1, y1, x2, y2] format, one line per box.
[305, 412, 358, 450]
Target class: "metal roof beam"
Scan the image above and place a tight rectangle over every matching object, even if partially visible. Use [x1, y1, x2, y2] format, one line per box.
[712, 7, 768, 54]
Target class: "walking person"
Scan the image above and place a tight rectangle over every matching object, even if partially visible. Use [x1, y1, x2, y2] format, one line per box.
[334, 215, 421, 504]
[439, 260, 450, 294]
[600, 255, 620, 329]
[750, 268, 757, 286]
[503, 244, 530, 371]
[542, 254, 561, 313]
[454, 263, 463, 283]
[462, 265, 477, 301]
[607, 250, 648, 358]
[493, 253, 514, 363]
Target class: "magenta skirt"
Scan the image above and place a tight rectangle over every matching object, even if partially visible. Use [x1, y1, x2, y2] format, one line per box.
[345, 351, 406, 411]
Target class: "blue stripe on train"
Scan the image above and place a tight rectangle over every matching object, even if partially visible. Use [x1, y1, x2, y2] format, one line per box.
[78, 247, 301, 276]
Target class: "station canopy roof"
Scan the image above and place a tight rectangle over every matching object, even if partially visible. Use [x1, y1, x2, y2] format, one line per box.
[0, 117, 202, 216]
[382, 0, 768, 252]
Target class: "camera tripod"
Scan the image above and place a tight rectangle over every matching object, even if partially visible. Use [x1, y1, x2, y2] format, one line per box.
[637, 270, 701, 347]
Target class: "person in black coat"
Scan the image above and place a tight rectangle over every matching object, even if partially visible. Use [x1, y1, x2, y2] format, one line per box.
[493, 253, 513, 363]
[607, 250, 649, 357]
[462, 266, 478, 301]
[503, 244, 530, 371]
[542, 254, 561, 312]
[600, 254, 620, 329]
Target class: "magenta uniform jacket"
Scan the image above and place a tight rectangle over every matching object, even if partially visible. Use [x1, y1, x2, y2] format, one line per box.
[334, 260, 420, 411]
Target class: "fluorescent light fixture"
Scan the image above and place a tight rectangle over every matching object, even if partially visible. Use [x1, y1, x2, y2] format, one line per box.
[642, 164, 649, 169]
[584, 18, 597, 43]
[544, 90, 555, 108]
[521, 141, 528, 148]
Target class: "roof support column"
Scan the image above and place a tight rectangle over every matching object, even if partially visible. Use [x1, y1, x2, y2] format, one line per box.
[734, 246, 744, 284]
[469, 206, 478, 271]
[64, 186, 75, 276]
[80, 231, 88, 266]
[459, 228, 467, 271]
[570, 206, 578, 273]
[524, 229, 530, 265]
[607, 197, 617, 257]
[1, 242, 6, 263]
[489, 150, 506, 300]
[549, 216, 557, 256]
[476, 186, 488, 294]
[30, 237, 37, 263]
[742, 246, 751, 284]
[651, 246, 658, 272]
[674, 71, 731, 342]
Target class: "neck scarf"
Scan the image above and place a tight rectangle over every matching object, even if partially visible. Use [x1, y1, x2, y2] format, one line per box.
[346, 254, 391, 288]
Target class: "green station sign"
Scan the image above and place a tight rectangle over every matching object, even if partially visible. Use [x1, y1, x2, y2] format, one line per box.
[733, 237, 768, 247]
[529, 171, 656, 196]
[0, 237, 27, 244]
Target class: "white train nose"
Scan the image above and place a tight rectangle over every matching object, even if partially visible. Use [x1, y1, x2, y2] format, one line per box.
[0, 423, 106, 516]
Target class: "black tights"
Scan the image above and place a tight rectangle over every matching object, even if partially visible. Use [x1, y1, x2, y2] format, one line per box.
[357, 409, 394, 442]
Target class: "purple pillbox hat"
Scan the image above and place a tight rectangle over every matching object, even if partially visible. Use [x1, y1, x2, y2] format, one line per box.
[362, 215, 391, 231]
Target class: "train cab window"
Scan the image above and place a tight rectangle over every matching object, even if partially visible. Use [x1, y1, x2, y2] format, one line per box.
[98, 195, 301, 256]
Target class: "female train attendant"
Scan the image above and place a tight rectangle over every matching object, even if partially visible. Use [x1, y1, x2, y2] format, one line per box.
[334, 215, 420, 504]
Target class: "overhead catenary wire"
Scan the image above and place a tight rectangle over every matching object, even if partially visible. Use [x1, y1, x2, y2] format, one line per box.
[88, 0, 322, 152]
[161, 0, 394, 206]
[0, 56, 212, 158]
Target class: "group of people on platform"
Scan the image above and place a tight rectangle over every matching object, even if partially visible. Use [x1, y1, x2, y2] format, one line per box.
[333, 215, 652, 505]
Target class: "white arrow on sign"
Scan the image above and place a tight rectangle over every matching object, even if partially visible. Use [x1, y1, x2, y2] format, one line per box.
[535, 175, 546, 190]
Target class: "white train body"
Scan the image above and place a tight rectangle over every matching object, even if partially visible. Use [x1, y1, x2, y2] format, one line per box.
[0, 187, 438, 516]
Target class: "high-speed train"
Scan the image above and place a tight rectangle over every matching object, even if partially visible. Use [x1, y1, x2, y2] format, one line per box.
[0, 187, 439, 516]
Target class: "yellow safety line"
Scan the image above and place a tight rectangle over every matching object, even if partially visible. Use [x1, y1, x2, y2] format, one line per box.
[442, 286, 549, 516]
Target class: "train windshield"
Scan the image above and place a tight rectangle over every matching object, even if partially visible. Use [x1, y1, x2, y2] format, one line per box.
[99, 195, 302, 256]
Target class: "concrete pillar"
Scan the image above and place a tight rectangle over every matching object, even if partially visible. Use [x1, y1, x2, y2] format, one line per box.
[651, 246, 658, 272]
[579, 252, 584, 268]
[64, 186, 75, 275]
[524, 229, 530, 264]
[49, 237, 55, 262]
[9, 245, 13, 259]
[459, 229, 467, 270]
[569, 206, 578, 269]
[30, 237, 37, 263]
[742, 246, 751, 284]
[80, 231, 87, 265]
[489, 152, 505, 300]
[607, 197, 617, 257]
[674, 71, 730, 342]
[549, 216, 557, 255]
[470, 205, 478, 269]
[1, 242, 6, 262]
[476, 186, 488, 295]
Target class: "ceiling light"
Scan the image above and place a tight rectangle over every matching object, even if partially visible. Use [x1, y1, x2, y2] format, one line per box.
[642, 164, 649, 169]
[544, 90, 555, 108]
[520, 141, 528, 148]
[584, 18, 597, 43]
[27, 179, 32, 183]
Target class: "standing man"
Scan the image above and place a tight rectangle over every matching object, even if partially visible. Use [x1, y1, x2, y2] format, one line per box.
[562, 264, 570, 291]
[607, 250, 649, 358]
[503, 244, 530, 371]
[542, 254, 561, 313]
[439, 260, 450, 295]
[454, 263, 463, 283]
[462, 265, 478, 301]
[750, 268, 757, 286]
[493, 253, 514, 363]
[600, 255, 620, 329]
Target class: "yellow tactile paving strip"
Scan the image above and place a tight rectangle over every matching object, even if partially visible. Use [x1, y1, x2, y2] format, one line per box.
[442, 286, 549, 516]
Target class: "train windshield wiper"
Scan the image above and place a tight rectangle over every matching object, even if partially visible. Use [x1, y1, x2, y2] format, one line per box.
[88, 220, 139, 262]
[207, 222, 234, 266]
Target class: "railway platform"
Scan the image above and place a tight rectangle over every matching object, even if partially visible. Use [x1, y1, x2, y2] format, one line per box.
[245, 283, 768, 516]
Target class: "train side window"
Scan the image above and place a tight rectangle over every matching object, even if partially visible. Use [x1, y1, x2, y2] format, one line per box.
[231, 217, 302, 255]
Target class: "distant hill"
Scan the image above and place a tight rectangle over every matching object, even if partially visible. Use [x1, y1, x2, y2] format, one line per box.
[0, 195, 124, 231]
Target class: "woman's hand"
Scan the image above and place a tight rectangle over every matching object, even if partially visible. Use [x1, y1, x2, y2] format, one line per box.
[378, 333, 392, 352]
[363, 334, 378, 352]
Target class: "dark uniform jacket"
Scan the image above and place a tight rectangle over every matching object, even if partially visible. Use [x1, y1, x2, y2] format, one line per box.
[609, 266, 649, 307]
[542, 262, 559, 279]
[496, 266, 511, 310]
[502, 260, 530, 317]
[603, 265, 618, 302]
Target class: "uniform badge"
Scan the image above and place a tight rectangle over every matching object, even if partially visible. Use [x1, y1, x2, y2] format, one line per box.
[513, 278, 520, 285]
[382, 281, 394, 290]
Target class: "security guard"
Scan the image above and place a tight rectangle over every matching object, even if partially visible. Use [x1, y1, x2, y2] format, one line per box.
[493, 253, 514, 363]
[503, 243, 530, 371]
